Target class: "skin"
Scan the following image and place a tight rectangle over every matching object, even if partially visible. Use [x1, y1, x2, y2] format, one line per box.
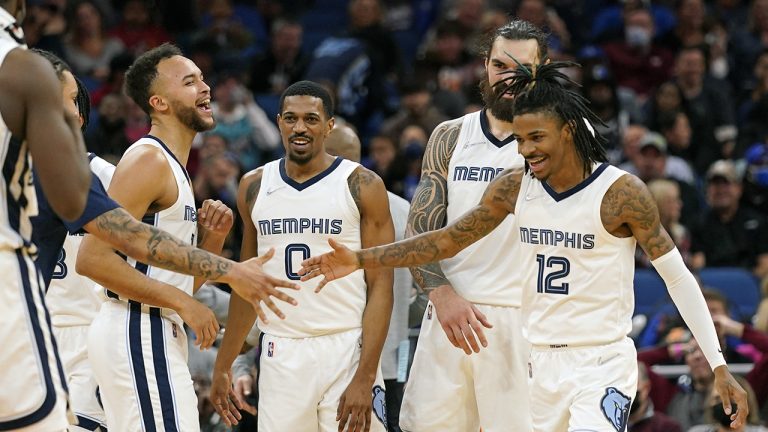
[0, 10, 90, 221]
[406, 36, 540, 355]
[76, 55, 299, 352]
[301, 110, 750, 429]
[211, 94, 395, 431]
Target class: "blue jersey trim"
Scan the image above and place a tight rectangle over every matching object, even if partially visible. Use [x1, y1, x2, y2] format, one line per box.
[144, 135, 191, 183]
[63, 172, 120, 234]
[279, 157, 343, 191]
[541, 163, 609, 202]
[480, 109, 515, 148]
[128, 301, 157, 431]
[74, 414, 103, 431]
[0, 252, 57, 430]
[149, 308, 179, 432]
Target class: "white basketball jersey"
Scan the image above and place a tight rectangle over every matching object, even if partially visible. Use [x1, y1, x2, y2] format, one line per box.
[0, 15, 34, 251]
[254, 157, 367, 338]
[515, 163, 636, 347]
[442, 110, 525, 307]
[47, 156, 115, 327]
[104, 136, 197, 320]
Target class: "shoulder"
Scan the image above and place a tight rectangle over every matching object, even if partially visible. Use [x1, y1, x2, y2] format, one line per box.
[427, 117, 464, 148]
[119, 142, 168, 169]
[348, 165, 386, 209]
[603, 172, 650, 206]
[239, 166, 266, 208]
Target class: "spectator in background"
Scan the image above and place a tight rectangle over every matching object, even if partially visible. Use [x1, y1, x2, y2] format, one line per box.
[365, 134, 407, 198]
[85, 93, 130, 164]
[674, 45, 737, 173]
[620, 123, 651, 164]
[602, 7, 675, 101]
[23, 0, 67, 57]
[729, 0, 768, 94]
[691, 160, 768, 279]
[514, 0, 571, 56]
[248, 18, 308, 96]
[443, 0, 487, 40]
[582, 68, 629, 163]
[193, 152, 240, 211]
[380, 78, 448, 144]
[189, 133, 229, 178]
[742, 141, 768, 214]
[737, 49, 768, 127]
[628, 363, 683, 432]
[645, 81, 685, 133]
[661, 0, 708, 52]
[657, 110, 694, 162]
[90, 52, 133, 106]
[64, 0, 126, 81]
[210, 74, 280, 170]
[688, 377, 768, 432]
[636, 179, 692, 269]
[109, 0, 171, 56]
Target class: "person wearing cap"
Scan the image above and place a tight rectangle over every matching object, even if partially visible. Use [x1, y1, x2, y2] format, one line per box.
[691, 160, 768, 279]
[619, 130, 701, 226]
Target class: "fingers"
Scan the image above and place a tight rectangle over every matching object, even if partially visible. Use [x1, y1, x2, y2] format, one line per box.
[268, 275, 301, 292]
[440, 323, 461, 349]
[211, 385, 239, 427]
[262, 296, 286, 320]
[468, 317, 488, 349]
[731, 384, 749, 428]
[255, 248, 275, 264]
[473, 305, 494, 329]
[450, 325, 472, 355]
[314, 277, 330, 293]
[337, 395, 348, 430]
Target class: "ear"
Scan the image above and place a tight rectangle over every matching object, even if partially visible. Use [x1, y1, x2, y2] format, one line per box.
[149, 95, 167, 113]
[326, 117, 335, 135]
[561, 120, 577, 143]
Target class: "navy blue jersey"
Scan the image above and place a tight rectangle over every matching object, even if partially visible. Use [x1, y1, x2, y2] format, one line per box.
[32, 164, 118, 287]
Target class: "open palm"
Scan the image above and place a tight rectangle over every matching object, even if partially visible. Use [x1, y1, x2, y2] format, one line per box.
[299, 238, 360, 292]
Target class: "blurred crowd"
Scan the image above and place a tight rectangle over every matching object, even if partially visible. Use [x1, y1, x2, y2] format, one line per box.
[25, 0, 768, 430]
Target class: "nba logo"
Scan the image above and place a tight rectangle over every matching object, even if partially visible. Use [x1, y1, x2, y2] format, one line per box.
[267, 341, 274, 357]
[427, 304, 433, 320]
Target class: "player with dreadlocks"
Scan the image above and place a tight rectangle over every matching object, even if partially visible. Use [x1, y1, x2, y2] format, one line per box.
[299, 60, 750, 432]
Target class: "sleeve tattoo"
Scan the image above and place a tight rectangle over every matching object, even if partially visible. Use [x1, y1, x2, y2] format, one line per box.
[94, 207, 233, 280]
[405, 121, 461, 291]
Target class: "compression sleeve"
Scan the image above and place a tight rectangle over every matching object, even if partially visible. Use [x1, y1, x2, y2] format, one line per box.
[651, 248, 726, 370]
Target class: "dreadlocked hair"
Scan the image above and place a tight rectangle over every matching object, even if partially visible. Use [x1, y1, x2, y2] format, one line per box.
[74, 76, 91, 132]
[497, 59, 608, 178]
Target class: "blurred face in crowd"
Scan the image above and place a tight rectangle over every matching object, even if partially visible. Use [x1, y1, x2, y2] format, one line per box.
[435, 32, 464, 64]
[684, 341, 713, 383]
[349, 0, 380, 29]
[74, 1, 102, 36]
[278, 95, 334, 165]
[369, 135, 397, 171]
[456, 0, 485, 28]
[402, 90, 430, 116]
[675, 49, 706, 87]
[665, 112, 691, 151]
[622, 125, 648, 161]
[123, 0, 149, 27]
[481, 37, 540, 122]
[650, 181, 682, 226]
[753, 0, 768, 32]
[272, 22, 302, 61]
[677, 0, 705, 28]
[206, 155, 239, 189]
[516, 0, 547, 28]
[200, 134, 227, 160]
[635, 146, 666, 182]
[706, 176, 742, 213]
[624, 9, 654, 48]
[151, 55, 215, 132]
[753, 52, 768, 87]
[655, 82, 682, 112]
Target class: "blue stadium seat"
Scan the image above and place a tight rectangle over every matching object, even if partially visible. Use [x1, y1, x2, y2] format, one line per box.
[633, 268, 670, 317]
[699, 267, 761, 320]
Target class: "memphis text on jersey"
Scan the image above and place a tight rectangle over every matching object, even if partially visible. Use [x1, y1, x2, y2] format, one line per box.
[519, 227, 595, 250]
[453, 166, 505, 182]
[258, 218, 343, 236]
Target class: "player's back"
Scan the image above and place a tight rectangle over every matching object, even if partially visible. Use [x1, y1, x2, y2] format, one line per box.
[516, 163, 637, 347]
[47, 155, 115, 327]
[442, 110, 525, 307]
[254, 157, 367, 338]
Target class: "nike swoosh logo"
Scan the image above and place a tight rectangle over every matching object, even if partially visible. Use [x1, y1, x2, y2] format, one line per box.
[266, 187, 282, 195]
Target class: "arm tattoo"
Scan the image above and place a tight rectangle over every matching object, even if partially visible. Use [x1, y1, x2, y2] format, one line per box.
[94, 207, 233, 280]
[359, 170, 517, 269]
[244, 171, 263, 212]
[348, 167, 378, 213]
[405, 120, 461, 291]
[601, 175, 675, 260]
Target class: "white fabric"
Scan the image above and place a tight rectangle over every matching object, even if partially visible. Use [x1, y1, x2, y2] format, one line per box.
[651, 248, 726, 369]
[515, 164, 637, 347]
[88, 300, 199, 432]
[257, 328, 387, 432]
[442, 111, 525, 307]
[253, 158, 367, 338]
[400, 303, 531, 432]
[528, 338, 638, 432]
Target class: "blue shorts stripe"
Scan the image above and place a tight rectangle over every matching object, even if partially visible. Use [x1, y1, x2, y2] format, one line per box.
[0, 251, 56, 430]
[128, 301, 157, 432]
[149, 307, 179, 432]
[75, 414, 103, 431]
[34, 264, 69, 395]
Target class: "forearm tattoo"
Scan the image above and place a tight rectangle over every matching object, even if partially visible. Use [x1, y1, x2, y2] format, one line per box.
[94, 207, 232, 279]
[405, 121, 460, 290]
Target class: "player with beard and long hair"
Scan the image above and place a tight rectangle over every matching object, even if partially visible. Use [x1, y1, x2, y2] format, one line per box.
[75, 43, 297, 431]
[385, 19, 547, 432]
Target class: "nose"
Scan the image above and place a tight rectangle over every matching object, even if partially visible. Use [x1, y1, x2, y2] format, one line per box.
[518, 140, 533, 158]
[293, 118, 307, 133]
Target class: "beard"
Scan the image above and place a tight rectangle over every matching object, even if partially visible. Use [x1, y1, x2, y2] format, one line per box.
[479, 77, 515, 122]
[172, 100, 215, 132]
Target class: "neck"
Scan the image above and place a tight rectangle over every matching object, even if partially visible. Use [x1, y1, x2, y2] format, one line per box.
[284, 152, 336, 182]
[148, 117, 197, 166]
[546, 151, 590, 193]
[484, 109, 514, 141]
[715, 205, 738, 222]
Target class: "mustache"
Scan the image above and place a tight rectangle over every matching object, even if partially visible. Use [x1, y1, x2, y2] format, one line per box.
[289, 134, 312, 141]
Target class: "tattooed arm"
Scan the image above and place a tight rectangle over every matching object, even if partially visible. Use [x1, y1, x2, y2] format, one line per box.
[405, 119, 460, 291]
[602, 174, 749, 427]
[300, 168, 522, 290]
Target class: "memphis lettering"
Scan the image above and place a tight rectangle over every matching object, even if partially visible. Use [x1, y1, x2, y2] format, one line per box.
[258, 218, 342, 235]
[519, 227, 595, 250]
[453, 166, 505, 182]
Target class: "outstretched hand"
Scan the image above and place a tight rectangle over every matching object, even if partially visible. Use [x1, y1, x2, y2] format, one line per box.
[227, 248, 300, 323]
[713, 365, 749, 429]
[298, 238, 360, 293]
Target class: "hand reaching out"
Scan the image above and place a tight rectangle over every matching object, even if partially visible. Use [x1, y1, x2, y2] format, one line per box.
[298, 238, 360, 292]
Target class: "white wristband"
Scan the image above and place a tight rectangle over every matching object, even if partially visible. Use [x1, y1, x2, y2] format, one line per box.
[651, 248, 726, 370]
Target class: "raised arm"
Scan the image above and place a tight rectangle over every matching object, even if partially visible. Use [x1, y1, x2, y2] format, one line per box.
[300, 168, 522, 288]
[0, 49, 90, 220]
[602, 174, 748, 428]
[338, 166, 395, 432]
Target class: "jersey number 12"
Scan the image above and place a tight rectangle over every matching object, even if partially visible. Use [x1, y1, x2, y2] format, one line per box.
[536, 254, 570, 295]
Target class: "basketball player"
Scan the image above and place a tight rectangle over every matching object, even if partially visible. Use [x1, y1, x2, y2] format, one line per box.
[299, 62, 749, 432]
[0, 1, 92, 429]
[210, 81, 394, 432]
[398, 20, 542, 432]
[73, 44, 293, 431]
[31, 50, 296, 432]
